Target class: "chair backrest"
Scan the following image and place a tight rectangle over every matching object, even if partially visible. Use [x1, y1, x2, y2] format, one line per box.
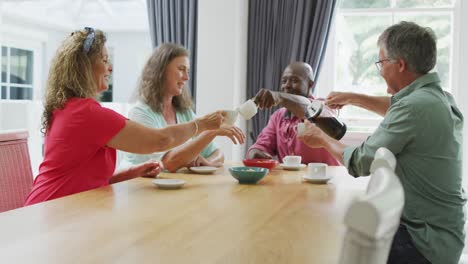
[339, 147, 404, 264]
[0, 130, 34, 213]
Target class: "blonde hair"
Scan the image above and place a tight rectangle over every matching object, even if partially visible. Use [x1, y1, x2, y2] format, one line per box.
[42, 28, 107, 133]
[138, 43, 193, 113]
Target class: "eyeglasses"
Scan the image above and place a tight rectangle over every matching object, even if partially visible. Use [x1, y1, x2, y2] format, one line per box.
[83, 27, 95, 54]
[375, 58, 394, 71]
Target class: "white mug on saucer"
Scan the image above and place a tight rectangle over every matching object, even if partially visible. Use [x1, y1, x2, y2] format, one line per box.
[283, 155, 301, 166]
[238, 99, 258, 120]
[223, 110, 239, 125]
[307, 163, 328, 179]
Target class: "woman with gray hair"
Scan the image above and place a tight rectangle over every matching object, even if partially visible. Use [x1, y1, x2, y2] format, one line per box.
[299, 21, 465, 264]
[25, 29, 226, 206]
[121, 43, 245, 172]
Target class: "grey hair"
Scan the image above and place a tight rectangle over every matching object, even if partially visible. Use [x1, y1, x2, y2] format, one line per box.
[377, 21, 437, 74]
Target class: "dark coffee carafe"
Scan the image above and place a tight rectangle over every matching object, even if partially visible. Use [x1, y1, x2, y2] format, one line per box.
[305, 100, 347, 140]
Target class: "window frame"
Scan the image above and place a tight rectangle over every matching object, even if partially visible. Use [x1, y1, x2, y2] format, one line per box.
[1, 35, 42, 101]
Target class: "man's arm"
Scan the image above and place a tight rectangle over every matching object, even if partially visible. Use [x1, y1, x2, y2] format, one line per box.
[246, 111, 280, 159]
[326, 92, 390, 117]
[299, 102, 416, 176]
[297, 120, 347, 165]
[254, 89, 311, 119]
[247, 148, 273, 159]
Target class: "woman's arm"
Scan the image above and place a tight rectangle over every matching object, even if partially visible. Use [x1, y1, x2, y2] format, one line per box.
[110, 160, 162, 184]
[161, 130, 218, 172]
[205, 149, 224, 164]
[162, 125, 243, 172]
[107, 111, 224, 154]
[187, 150, 224, 169]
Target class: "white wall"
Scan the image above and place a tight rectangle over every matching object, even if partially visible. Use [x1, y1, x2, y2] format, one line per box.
[42, 30, 68, 87]
[197, 0, 249, 161]
[106, 32, 152, 103]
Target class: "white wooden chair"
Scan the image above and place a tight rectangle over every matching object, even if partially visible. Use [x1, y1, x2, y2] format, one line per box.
[339, 147, 404, 264]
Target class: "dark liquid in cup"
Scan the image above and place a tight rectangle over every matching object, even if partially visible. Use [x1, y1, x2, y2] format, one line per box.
[308, 116, 347, 140]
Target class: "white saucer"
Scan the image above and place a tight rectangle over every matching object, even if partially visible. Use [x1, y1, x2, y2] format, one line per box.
[280, 163, 306, 170]
[302, 175, 332, 184]
[152, 179, 185, 189]
[189, 166, 218, 174]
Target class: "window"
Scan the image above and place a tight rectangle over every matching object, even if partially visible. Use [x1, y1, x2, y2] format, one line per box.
[322, 0, 456, 132]
[1, 46, 34, 100]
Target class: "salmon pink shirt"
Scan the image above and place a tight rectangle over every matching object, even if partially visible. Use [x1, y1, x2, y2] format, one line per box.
[24, 98, 126, 205]
[248, 107, 339, 165]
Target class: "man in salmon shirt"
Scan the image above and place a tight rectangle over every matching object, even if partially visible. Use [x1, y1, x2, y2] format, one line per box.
[247, 62, 338, 165]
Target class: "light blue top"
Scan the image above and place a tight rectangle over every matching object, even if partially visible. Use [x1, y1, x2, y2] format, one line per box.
[120, 102, 218, 168]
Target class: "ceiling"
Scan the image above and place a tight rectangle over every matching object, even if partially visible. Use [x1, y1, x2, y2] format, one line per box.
[0, 0, 149, 32]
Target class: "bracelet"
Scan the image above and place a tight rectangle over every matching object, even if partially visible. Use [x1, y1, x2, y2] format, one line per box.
[194, 120, 199, 135]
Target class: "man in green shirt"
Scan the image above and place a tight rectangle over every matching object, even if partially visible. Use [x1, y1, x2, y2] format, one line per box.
[298, 21, 465, 264]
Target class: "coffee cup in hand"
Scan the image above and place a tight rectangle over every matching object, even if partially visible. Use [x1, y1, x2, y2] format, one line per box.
[223, 110, 239, 125]
[238, 99, 258, 120]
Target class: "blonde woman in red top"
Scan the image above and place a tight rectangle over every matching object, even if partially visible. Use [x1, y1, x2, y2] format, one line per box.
[25, 28, 226, 205]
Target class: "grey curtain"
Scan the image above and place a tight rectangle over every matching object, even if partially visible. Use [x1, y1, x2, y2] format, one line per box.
[246, 0, 337, 144]
[146, 0, 198, 106]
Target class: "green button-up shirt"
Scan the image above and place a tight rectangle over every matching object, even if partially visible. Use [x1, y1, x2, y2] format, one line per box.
[343, 72, 465, 264]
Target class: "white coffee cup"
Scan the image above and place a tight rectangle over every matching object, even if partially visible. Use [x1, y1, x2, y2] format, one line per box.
[296, 123, 305, 135]
[223, 110, 238, 125]
[283, 155, 301, 166]
[238, 99, 258, 120]
[307, 163, 328, 179]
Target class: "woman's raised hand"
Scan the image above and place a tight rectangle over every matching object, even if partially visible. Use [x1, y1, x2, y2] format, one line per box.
[216, 125, 246, 144]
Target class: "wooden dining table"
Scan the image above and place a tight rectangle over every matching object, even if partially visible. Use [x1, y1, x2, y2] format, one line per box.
[0, 162, 369, 264]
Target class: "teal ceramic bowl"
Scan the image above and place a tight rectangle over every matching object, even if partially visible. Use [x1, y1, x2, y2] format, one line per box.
[228, 166, 269, 184]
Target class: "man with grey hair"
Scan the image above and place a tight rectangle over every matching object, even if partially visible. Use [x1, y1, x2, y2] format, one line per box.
[298, 21, 465, 264]
[247, 62, 338, 165]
